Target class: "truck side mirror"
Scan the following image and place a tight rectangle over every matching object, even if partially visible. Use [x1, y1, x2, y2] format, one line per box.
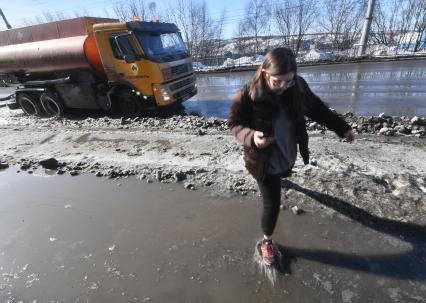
[124, 54, 136, 64]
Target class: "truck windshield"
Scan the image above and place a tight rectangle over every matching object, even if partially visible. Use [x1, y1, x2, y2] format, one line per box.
[135, 32, 189, 62]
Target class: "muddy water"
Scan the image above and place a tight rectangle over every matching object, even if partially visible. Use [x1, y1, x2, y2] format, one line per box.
[186, 60, 426, 118]
[0, 168, 425, 302]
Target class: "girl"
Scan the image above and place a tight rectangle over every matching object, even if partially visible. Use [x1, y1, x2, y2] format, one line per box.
[228, 47, 354, 265]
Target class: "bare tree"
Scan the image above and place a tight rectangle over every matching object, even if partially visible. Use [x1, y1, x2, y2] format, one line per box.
[42, 10, 56, 23]
[411, 0, 426, 52]
[165, 0, 192, 53]
[21, 7, 97, 26]
[394, 0, 416, 53]
[193, 1, 211, 59]
[320, 0, 367, 51]
[371, 0, 424, 52]
[128, 0, 148, 20]
[165, 0, 223, 60]
[274, 0, 317, 55]
[274, 1, 293, 49]
[148, 2, 159, 20]
[192, 2, 225, 60]
[371, 0, 400, 45]
[112, 0, 161, 22]
[112, 1, 129, 21]
[242, 0, 271, 54]
[22, 10, 70, 26]
[211, 9, 227, 58]
[234, 20, 250, 55]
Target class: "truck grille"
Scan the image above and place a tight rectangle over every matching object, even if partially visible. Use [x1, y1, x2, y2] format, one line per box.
[169, 77, 194, 91]
[171, 63, 192, 77]
[173, 86, 194, 100]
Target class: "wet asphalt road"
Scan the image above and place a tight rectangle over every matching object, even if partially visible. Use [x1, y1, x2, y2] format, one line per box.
[185, 60, 426, 118]
[1, 168, 425, 302]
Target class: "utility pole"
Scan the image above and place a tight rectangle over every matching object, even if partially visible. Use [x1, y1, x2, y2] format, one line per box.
[358, 0, 376, 56]
[0, 8, 12, 29]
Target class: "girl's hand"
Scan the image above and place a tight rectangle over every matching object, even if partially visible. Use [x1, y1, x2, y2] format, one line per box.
[253, 131, 275, 148]
[344, 130, 355, 143]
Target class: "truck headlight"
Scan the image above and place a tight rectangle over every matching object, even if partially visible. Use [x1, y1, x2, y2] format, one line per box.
[161, 87, 170, 101]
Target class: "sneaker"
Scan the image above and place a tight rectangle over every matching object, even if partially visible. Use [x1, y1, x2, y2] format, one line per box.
[260, 239, 278, 266]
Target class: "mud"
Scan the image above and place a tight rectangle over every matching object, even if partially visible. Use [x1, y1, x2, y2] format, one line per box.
[0, 106, 425, 226]
[0, 169, 425, 302]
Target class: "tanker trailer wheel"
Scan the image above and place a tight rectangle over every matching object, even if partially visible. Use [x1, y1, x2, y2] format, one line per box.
[117, 89, 142, 118]
[17, 93, 42, 116]
[40, 92, 65, 117]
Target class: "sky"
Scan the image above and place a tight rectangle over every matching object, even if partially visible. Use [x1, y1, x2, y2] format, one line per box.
[0, 0, 248, 38]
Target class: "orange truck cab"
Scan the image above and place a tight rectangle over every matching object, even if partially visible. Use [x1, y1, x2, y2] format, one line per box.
[0, 17, 197, 117]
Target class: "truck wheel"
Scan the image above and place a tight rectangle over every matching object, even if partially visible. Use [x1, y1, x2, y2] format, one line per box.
[40, 92, 64, 117]
[117, 90, 142, 117]
[17, 93, 42, 116]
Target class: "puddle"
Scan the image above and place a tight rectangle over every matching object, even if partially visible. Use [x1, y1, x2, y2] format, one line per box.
[0, 168, 424, 302]
[185, 60, 426, 118]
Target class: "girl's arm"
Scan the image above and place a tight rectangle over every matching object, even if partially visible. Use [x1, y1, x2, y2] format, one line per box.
[299, 76, 352, 138]
[228, 89, 257, 148]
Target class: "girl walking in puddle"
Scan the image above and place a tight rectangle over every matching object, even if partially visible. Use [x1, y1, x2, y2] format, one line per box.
[228, 47, 354, 265]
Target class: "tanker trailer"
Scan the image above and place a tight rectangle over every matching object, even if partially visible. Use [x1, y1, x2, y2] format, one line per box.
[0, 17, 197, 117]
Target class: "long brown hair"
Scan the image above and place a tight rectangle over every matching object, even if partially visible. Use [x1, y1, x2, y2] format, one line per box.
[249, 47, 304, 121]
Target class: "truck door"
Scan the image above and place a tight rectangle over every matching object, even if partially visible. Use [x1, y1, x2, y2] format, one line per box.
[108, 33, 144, 89]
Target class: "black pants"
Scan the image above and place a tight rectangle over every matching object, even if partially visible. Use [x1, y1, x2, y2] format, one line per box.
[257, 174, 282, 236]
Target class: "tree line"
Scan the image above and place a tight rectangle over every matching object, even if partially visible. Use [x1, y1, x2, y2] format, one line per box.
[20, 0, 426, 60]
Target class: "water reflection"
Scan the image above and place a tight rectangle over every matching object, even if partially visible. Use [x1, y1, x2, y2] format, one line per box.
[186, 60, 426, 118]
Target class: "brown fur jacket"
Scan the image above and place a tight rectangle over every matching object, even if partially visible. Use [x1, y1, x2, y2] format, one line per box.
[228, 75, 351, 182]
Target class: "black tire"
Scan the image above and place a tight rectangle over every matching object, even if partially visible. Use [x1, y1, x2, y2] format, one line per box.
[116, 89, 142, 117]
[40, 92, 65, 117]
[17, 93, 42, 116]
